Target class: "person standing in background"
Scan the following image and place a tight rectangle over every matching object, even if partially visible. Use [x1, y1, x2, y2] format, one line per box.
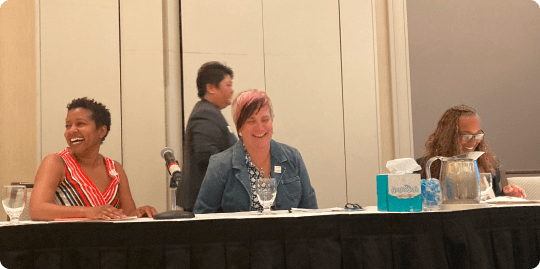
[178, 62, 238, 211]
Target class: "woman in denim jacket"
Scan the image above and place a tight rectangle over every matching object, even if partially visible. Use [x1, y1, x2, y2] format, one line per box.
[193, 90, 317, 213]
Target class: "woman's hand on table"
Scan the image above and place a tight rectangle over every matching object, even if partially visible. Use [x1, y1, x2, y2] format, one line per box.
[87, 205, 127, 220]
[503, 184, 527, 198]
[134, 205, 158, 218]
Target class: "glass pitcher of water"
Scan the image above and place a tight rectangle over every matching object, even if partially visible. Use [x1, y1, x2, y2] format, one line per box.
[425, 152, 484, 209]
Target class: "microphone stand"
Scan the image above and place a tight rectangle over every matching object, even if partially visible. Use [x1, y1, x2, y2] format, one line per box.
[169, 172, 180, 211]
[153, 162, 195, 219]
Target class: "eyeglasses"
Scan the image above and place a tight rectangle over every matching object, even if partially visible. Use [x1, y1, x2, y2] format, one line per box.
[344, 203, 363, 211]
[459, 131, 484, 141]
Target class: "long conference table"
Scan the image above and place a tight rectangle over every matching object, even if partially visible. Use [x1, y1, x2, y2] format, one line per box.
[1, 205, 539, 269]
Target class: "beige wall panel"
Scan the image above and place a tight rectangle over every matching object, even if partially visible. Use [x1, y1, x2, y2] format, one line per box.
[263, 0, 346, 208]
[120, 50, 167, 212]
[388, 0, 414, 159]
[119, 2, 163, 52]
[182, 53, 266, 136]
[340, 0, 380, 207]
[262, 1, 339, 56]
[265, 55, 346, 208]
[120, 0, 168, 212]
[181, 0, 265, 140]
[181, 0, 263, 54]
[39, 0, 122, 161]
[374, 0, 395, 174]
[0, 0, 37, 221]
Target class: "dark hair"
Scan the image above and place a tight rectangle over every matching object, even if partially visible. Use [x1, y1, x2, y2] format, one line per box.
[67, 97, 111, 143]
[232, 90, 273, 133]
[420, 104, 497, 178]
[196, 61, 234, 98]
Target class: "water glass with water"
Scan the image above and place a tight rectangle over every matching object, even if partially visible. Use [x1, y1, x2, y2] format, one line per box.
[2, 185, 27, 224]
[479, 173, 494, 201]
[255, 177, 277, 214]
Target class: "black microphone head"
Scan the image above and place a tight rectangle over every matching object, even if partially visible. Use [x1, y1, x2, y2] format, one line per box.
[161, 147, 174, 158]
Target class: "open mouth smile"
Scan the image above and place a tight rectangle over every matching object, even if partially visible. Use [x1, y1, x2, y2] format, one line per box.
[71, 138, 84, 144]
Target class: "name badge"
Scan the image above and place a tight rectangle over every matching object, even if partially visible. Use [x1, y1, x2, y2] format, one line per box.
[274, 166, 282, 174]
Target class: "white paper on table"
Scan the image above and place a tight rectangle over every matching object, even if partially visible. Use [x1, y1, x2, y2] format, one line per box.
[485, 196, 531, 204]
[290, 207, 345, 213]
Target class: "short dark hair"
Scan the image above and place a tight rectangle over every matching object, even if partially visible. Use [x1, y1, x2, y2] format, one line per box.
[67, 97, 111, 143]
[196, 61, 233, 98]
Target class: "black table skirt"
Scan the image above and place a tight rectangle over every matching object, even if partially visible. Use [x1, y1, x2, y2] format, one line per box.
[1, 206, 539, 269]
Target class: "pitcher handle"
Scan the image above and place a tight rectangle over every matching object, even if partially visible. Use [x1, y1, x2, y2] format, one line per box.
[425, 156, 440, 181]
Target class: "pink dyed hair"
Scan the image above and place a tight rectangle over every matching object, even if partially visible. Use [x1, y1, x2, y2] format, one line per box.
[231, 89, 273, 132]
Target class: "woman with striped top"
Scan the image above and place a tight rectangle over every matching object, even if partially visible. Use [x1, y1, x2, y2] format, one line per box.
[30, 97, 157, 220]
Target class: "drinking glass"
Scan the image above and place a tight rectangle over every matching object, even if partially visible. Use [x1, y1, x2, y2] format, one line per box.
[2, 185, 27, 224]
[255, 177, 277, 214]
[479, 173, 493, 201]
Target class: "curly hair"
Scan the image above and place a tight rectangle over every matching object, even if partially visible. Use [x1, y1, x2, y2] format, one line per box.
[67, 97, 111, 143]
[420, 104, 498, 178]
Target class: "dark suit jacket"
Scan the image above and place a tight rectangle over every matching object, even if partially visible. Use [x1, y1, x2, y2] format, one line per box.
[178, 100, 237, 211]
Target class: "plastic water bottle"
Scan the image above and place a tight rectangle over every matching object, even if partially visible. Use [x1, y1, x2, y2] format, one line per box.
[422, 178, 442, 211]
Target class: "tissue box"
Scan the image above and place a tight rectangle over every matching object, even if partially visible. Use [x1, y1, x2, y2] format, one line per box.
[377, 174, 422, 212]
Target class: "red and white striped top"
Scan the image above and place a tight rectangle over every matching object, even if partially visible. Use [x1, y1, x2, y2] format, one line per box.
[54, 149, 120, 208]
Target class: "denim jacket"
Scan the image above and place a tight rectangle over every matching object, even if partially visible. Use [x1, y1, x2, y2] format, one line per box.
[193, 139, 318, 213]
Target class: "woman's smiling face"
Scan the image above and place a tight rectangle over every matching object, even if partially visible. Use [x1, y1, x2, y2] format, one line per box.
[64, 107, 106, 154]
[239, 106, 273, 151]
[457, 115, 483, 154]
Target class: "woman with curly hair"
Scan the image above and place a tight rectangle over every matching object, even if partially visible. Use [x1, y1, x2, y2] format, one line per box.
[418, 104, 525, 198]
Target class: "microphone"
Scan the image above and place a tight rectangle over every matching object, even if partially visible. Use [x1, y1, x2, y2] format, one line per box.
[161, 147, 182, 188]
[155, 147, 195, 219]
